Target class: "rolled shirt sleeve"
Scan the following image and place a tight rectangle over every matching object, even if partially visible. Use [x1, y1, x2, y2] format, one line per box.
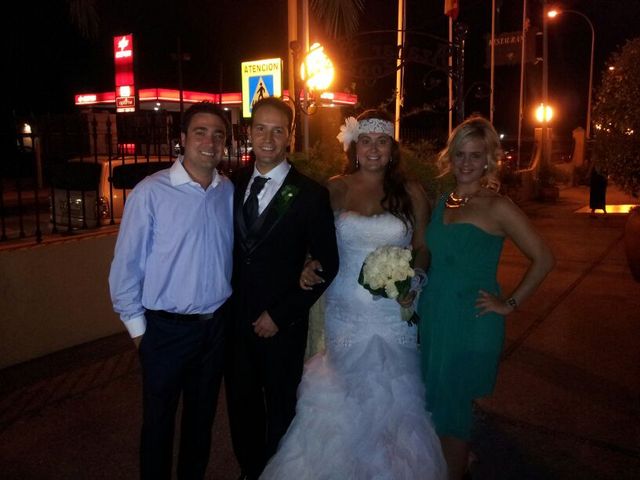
[109, 160, 234, 338]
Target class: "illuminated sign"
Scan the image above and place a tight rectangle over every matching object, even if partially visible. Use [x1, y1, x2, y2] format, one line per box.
[76, 94, 97, 104]
[115, 36, 133, 58]
[74, 89, 355, 108]
[241, 58, 282, 118]
[118, 85, 132, 97]
[485, 30, 538, 67]
[116, 96, 136, 112]
[114, 34, 136, 113]
[320, 91, 357, 105]
[75, 92, 116, 105]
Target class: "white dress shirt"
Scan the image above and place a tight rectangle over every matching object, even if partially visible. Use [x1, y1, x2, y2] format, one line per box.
[244, 161, 291, 215]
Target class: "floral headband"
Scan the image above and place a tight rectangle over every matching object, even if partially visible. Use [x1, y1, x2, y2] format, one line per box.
[336, 117, 395, 152]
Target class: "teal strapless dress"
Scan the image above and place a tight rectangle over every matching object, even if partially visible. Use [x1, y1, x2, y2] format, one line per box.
[418, 196, 505, 440]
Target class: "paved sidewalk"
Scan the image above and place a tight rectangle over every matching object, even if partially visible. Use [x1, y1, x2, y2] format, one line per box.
[472, 185, 640, 479]
[0, 185, 638, 479]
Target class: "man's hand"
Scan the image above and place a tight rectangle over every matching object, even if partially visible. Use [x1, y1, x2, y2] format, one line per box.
[253, 311, 279, 338]
[300, 259, 325, 290]
[133, 336, 142, 349]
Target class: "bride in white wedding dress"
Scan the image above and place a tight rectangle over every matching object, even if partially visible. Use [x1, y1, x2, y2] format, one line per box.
[260, 111, 447, 480]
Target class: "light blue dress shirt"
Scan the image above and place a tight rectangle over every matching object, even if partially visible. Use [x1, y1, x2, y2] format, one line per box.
[109, 157, 234, 337]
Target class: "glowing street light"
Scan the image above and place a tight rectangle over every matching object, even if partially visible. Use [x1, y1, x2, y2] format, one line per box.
[547, 7, 595, 139]
[295, 41, 334, 153]
[300, 42, 334, 92]
[535, 103, 554, 124]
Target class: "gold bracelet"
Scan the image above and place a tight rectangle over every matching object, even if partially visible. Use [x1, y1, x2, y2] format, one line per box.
[506, 297, 518, 309]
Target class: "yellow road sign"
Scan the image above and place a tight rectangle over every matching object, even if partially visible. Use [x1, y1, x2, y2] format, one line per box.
[241, 58, 283, 118]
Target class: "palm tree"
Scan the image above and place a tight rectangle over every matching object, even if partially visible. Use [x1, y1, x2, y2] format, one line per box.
[66, 0, 100, 40]
[311, 0, 365, 37]
[68, 0, 365, 41]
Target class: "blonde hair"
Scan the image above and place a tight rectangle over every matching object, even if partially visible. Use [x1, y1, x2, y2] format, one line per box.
[437, 115, 503, 178]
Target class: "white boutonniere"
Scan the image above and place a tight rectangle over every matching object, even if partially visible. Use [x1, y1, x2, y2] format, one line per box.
[274, 184, 300, 216]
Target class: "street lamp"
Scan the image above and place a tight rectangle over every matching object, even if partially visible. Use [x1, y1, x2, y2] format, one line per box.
[290, 41, 335, 152]
[300, 42, 335, 93]
[294, 41, 335, 114]
[533, 102, 558, 200]
[534, 102, 554, 174]
[548, 7, 595, 139]
[535, 103, 554, 124]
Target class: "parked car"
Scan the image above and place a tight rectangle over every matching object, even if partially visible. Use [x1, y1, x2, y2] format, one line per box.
[50, 157, 173, 228]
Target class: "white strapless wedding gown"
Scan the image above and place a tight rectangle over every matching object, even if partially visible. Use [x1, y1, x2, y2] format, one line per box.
[260, 211, 447, 480]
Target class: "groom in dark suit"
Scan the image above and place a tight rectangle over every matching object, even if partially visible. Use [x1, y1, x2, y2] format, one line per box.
[225, 97, 339, 480]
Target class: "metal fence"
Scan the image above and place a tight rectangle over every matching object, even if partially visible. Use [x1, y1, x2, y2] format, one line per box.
[2, 112, 249, 246]
[5, 112, 575, 246]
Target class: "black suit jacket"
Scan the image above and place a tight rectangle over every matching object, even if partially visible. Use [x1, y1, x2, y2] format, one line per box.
[230, 164, 339, 331]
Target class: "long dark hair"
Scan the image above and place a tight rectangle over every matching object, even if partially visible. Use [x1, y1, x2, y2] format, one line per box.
[345, 109, 414, 229]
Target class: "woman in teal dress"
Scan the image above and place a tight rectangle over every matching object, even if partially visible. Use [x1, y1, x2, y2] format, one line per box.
[418, 116, 555, 480]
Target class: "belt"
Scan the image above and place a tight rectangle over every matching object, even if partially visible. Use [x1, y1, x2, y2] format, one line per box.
[147, 309, 216, 322]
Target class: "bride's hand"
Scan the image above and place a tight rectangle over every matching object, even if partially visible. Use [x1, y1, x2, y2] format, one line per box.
[397, 290, 416, 307]
[300, 259, 325, 290]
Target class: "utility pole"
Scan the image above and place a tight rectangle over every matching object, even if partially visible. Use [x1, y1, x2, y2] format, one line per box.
[302, 0, 310, 153]
[541, 0, 551, 170]
[490, 0, 496, 123]
[171, 37, 191, 125]
[288, 0, 298, 152]
[395, 0, 406, 140]
[177, 36, 184, 123]
[517, 0, 527, 171]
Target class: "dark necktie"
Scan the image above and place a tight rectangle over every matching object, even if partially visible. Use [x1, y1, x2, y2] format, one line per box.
[243, 176, 269, 226]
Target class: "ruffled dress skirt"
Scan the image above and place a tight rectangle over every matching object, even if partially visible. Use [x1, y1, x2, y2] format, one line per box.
[260, 212, 447, 479]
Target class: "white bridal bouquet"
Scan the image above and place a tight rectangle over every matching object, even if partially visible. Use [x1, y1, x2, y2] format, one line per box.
[358, 245, 420, 325]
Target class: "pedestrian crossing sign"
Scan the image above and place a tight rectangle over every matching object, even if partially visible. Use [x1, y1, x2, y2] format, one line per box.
[241, 58, 283, 118]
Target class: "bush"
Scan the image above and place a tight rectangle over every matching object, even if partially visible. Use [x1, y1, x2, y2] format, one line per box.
[592, 37, 640, 198]
[288, 141, 346, 185]
[289, 138, 445, 200]
[400, 140, 445, 201]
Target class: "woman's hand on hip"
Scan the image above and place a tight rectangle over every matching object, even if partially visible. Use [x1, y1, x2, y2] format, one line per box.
[475, 289, 515, 316]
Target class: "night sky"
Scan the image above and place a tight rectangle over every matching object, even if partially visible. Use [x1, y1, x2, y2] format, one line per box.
[9, 0, 640, 139]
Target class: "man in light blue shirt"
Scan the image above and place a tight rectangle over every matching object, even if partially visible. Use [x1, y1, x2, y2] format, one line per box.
[109, 102, 233, 480]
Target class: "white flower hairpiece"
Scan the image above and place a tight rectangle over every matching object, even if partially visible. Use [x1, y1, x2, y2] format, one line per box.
[336, 116, 395, 152]
[336, 117, 359, 152]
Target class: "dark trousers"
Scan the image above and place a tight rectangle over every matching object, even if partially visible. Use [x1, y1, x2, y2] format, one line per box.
[139, 309, 225, 480]
[225, 320, 307, 480]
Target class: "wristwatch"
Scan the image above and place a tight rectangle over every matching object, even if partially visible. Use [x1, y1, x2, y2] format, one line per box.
[506, 297, 518, 309]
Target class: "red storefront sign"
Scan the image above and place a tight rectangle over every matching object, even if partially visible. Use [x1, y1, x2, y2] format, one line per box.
[116, 96, 136, 112]
[113, 34, 136, 113]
